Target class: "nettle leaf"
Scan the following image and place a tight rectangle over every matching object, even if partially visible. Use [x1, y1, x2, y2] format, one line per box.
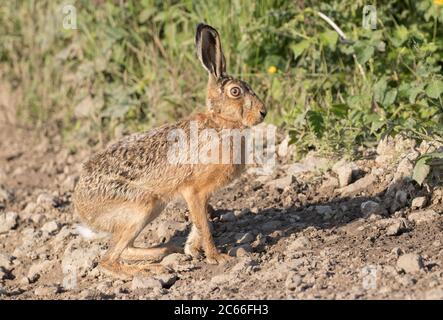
[392, 25, 409, 47]
[383, 89, 397, 106]
[291, 39, 311, 59]
[412, 152, 443, 185]
[306, 110, 324, 137]
[412, 156, 431, 185]
[425, 80, 443, 99]
[354, 42, 374, 64]
[373, 77, 387, 104]
[319, 30, 338, 50]
[330, 103, 349, 118]
[409, 87, 423, 103]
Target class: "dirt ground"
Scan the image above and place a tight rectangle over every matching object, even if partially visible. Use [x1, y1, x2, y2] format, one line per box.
[0, 123, 442, 300]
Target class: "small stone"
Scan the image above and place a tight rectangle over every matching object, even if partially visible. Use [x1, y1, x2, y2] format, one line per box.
[0, 285, 6, 296]
[41, 220, 61, 234]
[236, 232, 255, 244]
[265, 175, 295, 191]
[211, 273, 234, 285]
[332, 161, 356, 187]
[161, 253, 191, 268]
[220, 212, 236, 222]
[36, 192, 57, 208]
[315, 205, 333, 215]
[386, 219, 409, 236]
[30, 214, 44, 225]
[285, 273, 303, 290]
[156, 274, 178, 288]
[34, 285, 59, 296]
[360, 201, 383, 217]
[28, 260, 53, 282]
[131, 276, 162, 291]
[0, 186, 13, 203]
[408, 209, 439, 224]
[425, 288, 443, 299]
[395, 190, 408, 207]
[411, 197, 427, 209]
[0, 253, 13, 272]
[288, 236, 311, 251]
[397, 253, 424, 273]
[250, 207, 259, 214]
[0, 211, 18, 233]
[261, 220, 282, 233]
[338, 174, 376, 196]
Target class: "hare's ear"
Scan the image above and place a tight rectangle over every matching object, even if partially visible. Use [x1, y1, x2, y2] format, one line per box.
[195, 23, 226, 79]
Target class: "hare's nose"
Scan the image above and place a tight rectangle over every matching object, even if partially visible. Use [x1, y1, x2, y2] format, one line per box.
[260, 110, 267, 119]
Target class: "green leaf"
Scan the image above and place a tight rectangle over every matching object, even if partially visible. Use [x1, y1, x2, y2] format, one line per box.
[383, 89, 397, 106]
[354, 42, 374, 64]
[412, 156, 431, 185]
[319, 30, 338, 50]
[425, 80, 443, 99]
[291, 40, 311, 59]
[409, 87, 423, 103]
[373, 77, 387, 104]
[330, 103, 349, 118]
[392, 25, 409, 47]
[306, 110, 324, 137]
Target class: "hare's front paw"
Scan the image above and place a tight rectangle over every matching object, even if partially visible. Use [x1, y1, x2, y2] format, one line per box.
[184, 243, 203, 259]
[206, 252, 231, 265]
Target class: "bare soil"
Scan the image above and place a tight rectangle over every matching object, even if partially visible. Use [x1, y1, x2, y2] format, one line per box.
[0, 125, 442, 300]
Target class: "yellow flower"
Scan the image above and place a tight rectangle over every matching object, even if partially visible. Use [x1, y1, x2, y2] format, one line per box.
[267, 66, 277, 74]
[434, 0, 443, 5]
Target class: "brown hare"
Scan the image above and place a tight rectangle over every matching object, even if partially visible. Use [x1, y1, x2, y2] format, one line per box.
[73, 23, 266, 277]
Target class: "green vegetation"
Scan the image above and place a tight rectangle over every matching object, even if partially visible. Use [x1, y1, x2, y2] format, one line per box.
[1, 0, 443, 155]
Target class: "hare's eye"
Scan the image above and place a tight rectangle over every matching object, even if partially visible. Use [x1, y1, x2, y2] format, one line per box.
[229, 86, 242, 97]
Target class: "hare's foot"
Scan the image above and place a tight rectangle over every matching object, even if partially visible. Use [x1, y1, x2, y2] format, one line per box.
[121, 244, 183, 263]
[206, 252, 231, 265]
[99, 259, 171, 278]
[184, 224, 204, 259]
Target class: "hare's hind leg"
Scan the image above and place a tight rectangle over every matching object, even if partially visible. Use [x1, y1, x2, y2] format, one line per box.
[99, 202, 171, 277]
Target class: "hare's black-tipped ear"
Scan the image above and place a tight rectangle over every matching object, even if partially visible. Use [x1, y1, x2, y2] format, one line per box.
[195, 23, 226, 79]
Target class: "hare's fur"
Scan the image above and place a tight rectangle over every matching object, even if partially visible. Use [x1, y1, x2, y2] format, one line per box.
[73, 24, 266, 277]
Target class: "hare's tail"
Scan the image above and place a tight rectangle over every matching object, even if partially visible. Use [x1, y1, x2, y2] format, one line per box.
[75, 224, 110, 240]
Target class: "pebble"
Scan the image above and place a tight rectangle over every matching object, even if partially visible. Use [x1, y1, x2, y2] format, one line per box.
[34, 285, 59, 296]
[285, 273, 303, 290]
[386, 218, 409, 236]
[397, 253, 424, 273]
[28, 260, 53, 282]
[220, 212, 236, 222]
[36, 192, 57, 208]
[332, 161, 355, 187]
[0, 211, 18, 233]
[411, 196, 427, 209]
[131, 276, 162, 291]
[265, 175, 295, 191]
[408, 209, 439, 224]
[236, 232, 255, 244]
[41, 220, 61, 234]
[156, 273, 178, 288]
[288, 236, 311, 251]
[360, 201, 383, 217]
[338, 174, 376, 196]
[315, 205, 333, 215]
[0, 253, 13, 272]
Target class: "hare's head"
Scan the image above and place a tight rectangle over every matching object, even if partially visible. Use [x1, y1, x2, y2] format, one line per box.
[195, 23, 266, 127]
